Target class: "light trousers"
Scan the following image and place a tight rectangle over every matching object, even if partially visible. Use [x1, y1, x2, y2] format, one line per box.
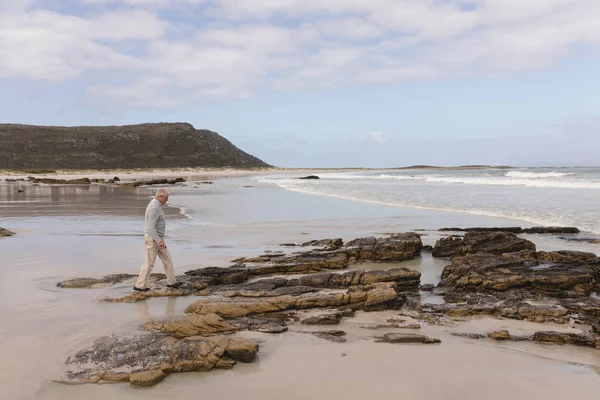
[135, 236, 176, 289]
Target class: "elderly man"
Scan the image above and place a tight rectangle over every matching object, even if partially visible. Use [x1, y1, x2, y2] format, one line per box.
[134, 188, 180, 291]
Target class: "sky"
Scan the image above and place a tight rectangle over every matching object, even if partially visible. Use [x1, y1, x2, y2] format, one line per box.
[0, 0, 599, 167]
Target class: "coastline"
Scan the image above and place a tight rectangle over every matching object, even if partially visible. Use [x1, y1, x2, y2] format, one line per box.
[1, 173, 600, 400]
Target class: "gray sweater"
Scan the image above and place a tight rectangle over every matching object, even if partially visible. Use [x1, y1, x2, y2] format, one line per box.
[144, 199, 166, 243]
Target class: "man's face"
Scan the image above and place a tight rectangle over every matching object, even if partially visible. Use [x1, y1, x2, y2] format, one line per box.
[158, 194, 169, 204]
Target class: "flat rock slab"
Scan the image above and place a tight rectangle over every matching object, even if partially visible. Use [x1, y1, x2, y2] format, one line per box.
[0, 227, 15, 237]
[65, 334, 259, 385]
[487, 330, 600, 348]
[57, 273, 166, 289]
[439, 251, 599, 297]
[301, 314, 342, 325]
[375, 333, 441, 344]
[102, 288, 189, 303]
[143, 313, 288, 338]
[186, 286, 400, 317]
[433, 231, 536, 258]
[438, 227, 580, 234]
[311, 330, 347, 343]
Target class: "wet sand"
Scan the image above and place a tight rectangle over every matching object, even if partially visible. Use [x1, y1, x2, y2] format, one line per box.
[1, 175, 600, 400]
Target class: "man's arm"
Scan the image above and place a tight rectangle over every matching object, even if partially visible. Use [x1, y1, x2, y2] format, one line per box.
[146, 206, 162, 244]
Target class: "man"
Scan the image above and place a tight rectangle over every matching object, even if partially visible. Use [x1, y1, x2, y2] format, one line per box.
[134, 188, 180, 291]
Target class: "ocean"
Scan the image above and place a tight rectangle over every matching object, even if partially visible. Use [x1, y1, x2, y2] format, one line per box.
[257, 167, 600, 235]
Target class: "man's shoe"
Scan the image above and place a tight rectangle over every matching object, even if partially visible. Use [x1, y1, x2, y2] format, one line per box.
[133, 286, 151, 292]
[166, 282, 182, 289]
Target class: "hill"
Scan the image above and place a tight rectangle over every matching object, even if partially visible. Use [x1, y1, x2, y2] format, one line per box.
[0, 123, 270, 169]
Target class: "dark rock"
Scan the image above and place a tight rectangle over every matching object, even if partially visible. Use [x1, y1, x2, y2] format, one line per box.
[422, 245, 434, 252]
[0, 227, 16, 237]
[121, 178, 186, 188]
[451, 333, 486, 340]
[184, 267, 249, 285]
[301, 238, 344, 248]
[375, 333, 441, 344]
[439, 252, 598, 297]
[113, 176, 120, 182]
[297, 175, 320, 180]
[558, 235, 600, 244]
[0, 123, 270, 169]
[28, 177, 91, 185]
[311, 330, 347, 343]
[420, 284, 435, 292]
[301, 314, 342, 325]
[524, 227, 580, 234]
[439, 227, 524, 233]
[433, 232, 536, 258]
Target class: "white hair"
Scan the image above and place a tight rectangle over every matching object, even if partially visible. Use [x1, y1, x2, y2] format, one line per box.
[155, 188, 169, 198]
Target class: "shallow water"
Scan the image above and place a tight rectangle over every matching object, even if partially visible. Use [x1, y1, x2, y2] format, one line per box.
[1, 175, 600, 400]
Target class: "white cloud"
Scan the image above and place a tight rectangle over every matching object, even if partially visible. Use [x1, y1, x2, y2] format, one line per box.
[1, 0, 599, 106]
[366, 130, 386, 144]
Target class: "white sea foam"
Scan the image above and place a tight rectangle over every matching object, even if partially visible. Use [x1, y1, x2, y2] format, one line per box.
[423, 176, 600, 189]
[505, 171, 575, 179]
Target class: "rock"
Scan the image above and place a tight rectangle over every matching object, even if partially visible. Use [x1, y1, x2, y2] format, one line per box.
[102, 288, 189, 303]
[100, 372, 130, 382]
[184, 267, 250, 285]
[57, 274, 137, 288]
[524, 227, 580, 234]
[439, 227, 524, 233]
[558, 235, 600, 244]
[489, 330, 511, 340]
[301, 238, 344, 248]
[433, 232, 536, 258]
[422, 245, 434, 252]
[375, 333, 441, 344]
[311, 330, 347, 343]
[438, 227, 580, 234]
[420, 284, 435, 291]
[143, 314, 238, 338]
[186, 286, 402, 318]
[129, 370, 167, 386]
[451, 333, 486, 340]
[359, 323, 421, 330]
[235, 233, 423, 273]
[297, 175, 320, 180]
[340, 309, 356, 318]
[343, 233, 423, 263]
[438, 252, 598, 297]
[121, 178, 186, 188]
[27, 177, 92, 185]
[0, 227, 15, 237]
[301, 314, 342, 325]
[531, 331, 598, 347]
[113, 176, 120, 182]
[65, 334, 259, 385]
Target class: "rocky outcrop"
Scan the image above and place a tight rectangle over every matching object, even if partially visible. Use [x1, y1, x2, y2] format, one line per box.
[438, 227, 580, 234]
[234, 233, 423, 274]
[438, 251, 599, 297]
[0, 123, 270, 169]
[432, 232, 536, 258]
[0, 227, 15, 237]
[487, 330, 599, 348]
[186, 284, 402, 317]
[297, 175, 320, 180]
[120, 178, 186, 188]
[64, 334, 259, 386]
[195, 268, 421, 297]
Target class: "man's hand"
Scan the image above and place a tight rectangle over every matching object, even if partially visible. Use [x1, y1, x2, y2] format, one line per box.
[158, 241, 167, 249]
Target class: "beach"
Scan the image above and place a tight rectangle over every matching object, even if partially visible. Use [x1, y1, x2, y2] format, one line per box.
[1, 170, 600, 400]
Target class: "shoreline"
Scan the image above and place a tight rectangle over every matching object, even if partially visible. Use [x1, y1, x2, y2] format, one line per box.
[0, 165, 531, 181]
[2, 173, 600, 399]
